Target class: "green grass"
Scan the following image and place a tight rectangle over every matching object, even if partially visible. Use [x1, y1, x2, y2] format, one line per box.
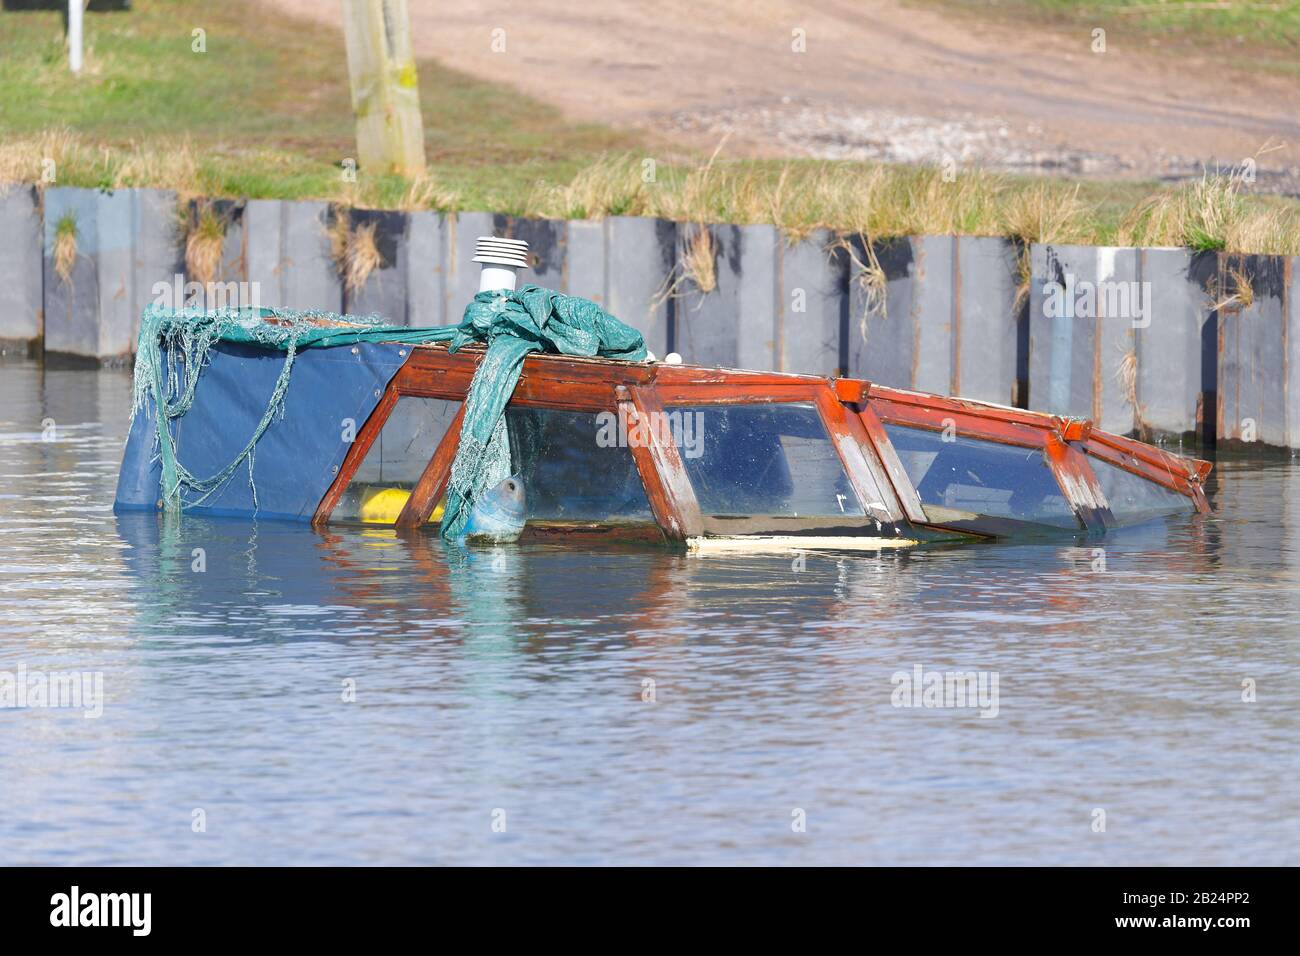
[985, 0, 1300, 41]
[919, 0, 1300, 74]
[1, 0, 1298, 254]
[0, 0, 640, 207]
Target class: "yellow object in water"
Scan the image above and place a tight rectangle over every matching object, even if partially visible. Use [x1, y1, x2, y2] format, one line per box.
[359, 487, 411, 523]
[358, 487, 443, 524]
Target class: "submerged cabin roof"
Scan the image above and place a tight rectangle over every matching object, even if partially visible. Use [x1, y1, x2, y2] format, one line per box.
[117, 327, 1211, 543]
[405, 340, 1209, 484]
[308, 338, 1211, 538]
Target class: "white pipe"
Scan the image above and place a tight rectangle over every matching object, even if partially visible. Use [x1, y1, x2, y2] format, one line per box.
[478, 264, 518, 293]
[68, 0, 83, 75]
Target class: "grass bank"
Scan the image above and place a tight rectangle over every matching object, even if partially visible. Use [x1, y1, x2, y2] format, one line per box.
[0, 0, 638, 207]
[2, 0, 1298, 255]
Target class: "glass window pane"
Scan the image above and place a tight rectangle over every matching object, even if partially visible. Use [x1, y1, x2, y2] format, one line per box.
[334, 396, 460, 523]
[884, 424, 1079, 529]
[1088, 455, 1193, 525]
[669, 402, 864, 518]
[505, 407, 653, 523]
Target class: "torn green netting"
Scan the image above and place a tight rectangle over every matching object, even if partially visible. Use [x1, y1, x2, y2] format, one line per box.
[132, 285, 646, 538]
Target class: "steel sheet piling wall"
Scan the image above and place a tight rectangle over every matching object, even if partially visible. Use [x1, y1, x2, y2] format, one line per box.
[673, 222, 782, 369]
[672, 223, 733, 367]
[734, 224, 781, 372]
[406, 210, 446, 327]
[779, 228, 847, 377]
[341, 208, 411, 322]
[131, 188, 183, 350]
[564, 219, 607, 307]
[0, 184, 44, 352]
[851, 235, 955, 394]
[182, 198, 247, 292]
[243, 198, 344, 314]
[955, 236, 1021, 406]
[848, 236, 916, 389]
[283, 200, 344, 314]
[1216, 254, 1289, 448]
[605, 215, 675, 357]
[1029, 243, 1139, 435]
[244, 199, 285, 308]
[42, 187, 182, 361]
[910, 236, 957, 395]
[1093, 246, 1140, 437]
[446, 211, 494, 321]
[493, 215, 566, 291]
[95, 189, 138, 359]
[1290, 257, 1300, 452]
[43, 187, 128, 364]
[847, 235, 1019, 405]
[1133, 248, 1216, 443]
[8, 187, 1300, 452]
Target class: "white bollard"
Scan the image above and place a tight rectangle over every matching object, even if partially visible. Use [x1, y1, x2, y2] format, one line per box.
[68, 0, 83, 74]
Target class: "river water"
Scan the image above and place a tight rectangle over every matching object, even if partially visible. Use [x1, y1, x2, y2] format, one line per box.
[1, 360, 1296, 865]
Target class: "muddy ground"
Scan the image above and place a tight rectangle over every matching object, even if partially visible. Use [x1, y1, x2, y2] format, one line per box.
[263, 0, 1300, 191]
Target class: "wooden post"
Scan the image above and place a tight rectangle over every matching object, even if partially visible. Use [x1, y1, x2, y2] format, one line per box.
[340, 0, 427, 178]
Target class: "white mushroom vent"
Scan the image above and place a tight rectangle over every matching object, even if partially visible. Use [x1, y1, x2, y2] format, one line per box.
[473, 236, 530, 293]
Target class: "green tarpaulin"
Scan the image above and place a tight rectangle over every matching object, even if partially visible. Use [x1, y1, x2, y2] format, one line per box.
[132, 284, 647, 538]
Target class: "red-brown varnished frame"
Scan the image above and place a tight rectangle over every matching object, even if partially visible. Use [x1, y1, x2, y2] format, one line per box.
[653, 372, 910, 526]
[314, 346, 913, 535]
[1081, 430, 1211, 513]
[859, 379, 1211, 524]
[313, 346, 1211, 538]
[861, 384, 1107, 532]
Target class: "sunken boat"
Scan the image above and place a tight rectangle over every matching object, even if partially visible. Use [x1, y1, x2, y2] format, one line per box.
[115, 236, 1210, 550]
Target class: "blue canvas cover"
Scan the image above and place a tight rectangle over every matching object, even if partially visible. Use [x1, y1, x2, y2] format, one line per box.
[115, 341, 408, 521]
[120, 293, 646, 531]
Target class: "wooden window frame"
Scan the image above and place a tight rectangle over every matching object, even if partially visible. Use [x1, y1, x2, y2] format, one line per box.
[314, 347, 912, 538]
[312, 349, 1207, 539]
[863, 386, 1113, 533]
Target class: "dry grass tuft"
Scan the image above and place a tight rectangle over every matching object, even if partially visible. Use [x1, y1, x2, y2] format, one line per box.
[53, 213, 78, 284]
[1116, 348, 1138, 409]
[327, 209, 351, 272]
[1003, 182, 1088, 314]
[1230, 268, 1256, 310]
[394, 172, 458, 212]
[532, 153, 649, 220]
[832, 235, 890, 339]
[0, 129, 80, 185]
[681, 227, 718, 294]
[112, 140, 201, 195]
[185, 202, 227, 287]
[1116, 161, 1300, 256]
[1115, 345, 1150, 434]
[650, 225, 718, 312]
[329, 211, 385, 294]
[1211, 266, 1256, 312]
[0, 131, 206, 197]
[1002, 180, 1089, 246]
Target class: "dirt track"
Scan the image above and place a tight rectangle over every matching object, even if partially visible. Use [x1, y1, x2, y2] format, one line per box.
[263, 0, 1300, 185]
